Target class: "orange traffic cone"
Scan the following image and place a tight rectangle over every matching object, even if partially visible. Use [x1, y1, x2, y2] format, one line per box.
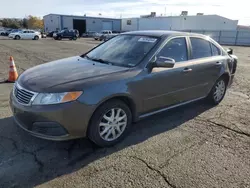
[8, 56, 18, 82]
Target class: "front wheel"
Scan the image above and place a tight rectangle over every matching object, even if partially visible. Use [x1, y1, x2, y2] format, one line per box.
[15, 35, 20, 40]
[207, 77, 227, 105]
[34, 36, 39, 40]
[88, 100, 132, 147]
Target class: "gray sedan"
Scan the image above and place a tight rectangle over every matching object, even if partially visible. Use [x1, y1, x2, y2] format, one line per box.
[10, 31, 237, 147]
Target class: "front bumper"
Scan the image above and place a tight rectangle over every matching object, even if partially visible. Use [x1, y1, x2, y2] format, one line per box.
[10, 92, 95, 141]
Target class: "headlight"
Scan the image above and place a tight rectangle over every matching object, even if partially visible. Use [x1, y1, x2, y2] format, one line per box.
[32, 91, 82, 105]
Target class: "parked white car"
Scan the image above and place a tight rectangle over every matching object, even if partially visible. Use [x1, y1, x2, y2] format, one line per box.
[9, 30, 41, 40]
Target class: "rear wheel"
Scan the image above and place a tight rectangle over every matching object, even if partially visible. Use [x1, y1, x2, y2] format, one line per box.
[88, 100, 132, 147]
[15, 35, 20, 40]
[34, 36, 39, 40]
[57, 36, 62, 40]
[207, 77, 227, 105]
[73, 36, 77, 40]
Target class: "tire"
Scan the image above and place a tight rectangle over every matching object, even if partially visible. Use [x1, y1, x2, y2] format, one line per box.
[34, 36, 39, 40]
[15, 35, 20, 40]
[57, 36, 62, 40]
[73, 36, 77, 40]
[207, 77, 227, 105]
[88, 99, 132, 147]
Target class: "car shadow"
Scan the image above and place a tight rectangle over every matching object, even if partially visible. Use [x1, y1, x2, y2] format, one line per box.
[0, 100, 213, 188]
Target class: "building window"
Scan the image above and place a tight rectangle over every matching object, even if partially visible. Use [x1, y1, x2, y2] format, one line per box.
[127, 20, 132, 25]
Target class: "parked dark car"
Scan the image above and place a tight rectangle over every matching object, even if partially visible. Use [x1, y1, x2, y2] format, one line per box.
[82, 31, 97, 38]
[1, 29, 12, 36]
[10, 31, 237, 147]
[47, 31, 58, 37]
[54, 29, 79, 40]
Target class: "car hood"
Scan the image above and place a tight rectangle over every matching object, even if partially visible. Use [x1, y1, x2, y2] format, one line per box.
[18, 56, 130, 93]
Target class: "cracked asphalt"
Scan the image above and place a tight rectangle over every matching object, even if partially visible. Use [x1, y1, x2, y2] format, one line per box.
[0, 37, 249, 188]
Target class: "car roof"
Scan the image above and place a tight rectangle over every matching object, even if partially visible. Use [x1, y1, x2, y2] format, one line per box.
[123, 30, 205, 38]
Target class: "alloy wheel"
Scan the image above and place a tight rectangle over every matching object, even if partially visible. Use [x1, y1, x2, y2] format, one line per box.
[213, 80, 226, 102]
[99, 108, 127, 141]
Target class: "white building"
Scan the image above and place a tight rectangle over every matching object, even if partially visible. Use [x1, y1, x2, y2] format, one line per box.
[43, 14, 121, 35]
[122, 15, 238, 31]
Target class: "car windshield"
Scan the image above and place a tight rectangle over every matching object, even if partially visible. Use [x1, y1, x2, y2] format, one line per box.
[84, 35, 159, 67]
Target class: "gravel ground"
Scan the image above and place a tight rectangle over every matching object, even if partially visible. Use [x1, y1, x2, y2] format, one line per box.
[0, 37, 249, 188]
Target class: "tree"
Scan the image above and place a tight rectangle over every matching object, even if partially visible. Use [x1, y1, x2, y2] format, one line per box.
[2, 18, 21, 28]
[22, 18, 28, 28]
[0, 16, 44, 29]
[27, 15, 43, 29]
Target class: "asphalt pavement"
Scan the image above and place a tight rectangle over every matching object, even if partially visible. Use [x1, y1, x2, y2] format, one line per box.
[0, 37, 249, 188]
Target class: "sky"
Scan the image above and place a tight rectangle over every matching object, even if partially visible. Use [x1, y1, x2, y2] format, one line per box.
[0, 0, 250, 25]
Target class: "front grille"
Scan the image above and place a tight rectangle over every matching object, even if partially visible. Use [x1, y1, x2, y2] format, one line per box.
[14, 84, 35, 105]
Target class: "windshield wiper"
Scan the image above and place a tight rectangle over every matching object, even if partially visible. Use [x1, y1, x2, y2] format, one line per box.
[88, 57, 113, 65]
[91, 58, 109, 64]
[84, 55, 132, 67]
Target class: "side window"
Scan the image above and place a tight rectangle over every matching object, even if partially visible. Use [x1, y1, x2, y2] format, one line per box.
[23, 31, 28, 33]
[211, 43, 221, 56]
[157, 37, 188, 62]
[190, 38, 212, 59]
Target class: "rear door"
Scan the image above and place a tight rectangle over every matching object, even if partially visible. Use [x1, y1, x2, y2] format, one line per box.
[21, 31, 29, 39]
[188, 37, 225, 96]
[28, 31, 35, 39]
[142, 37, 202, 113]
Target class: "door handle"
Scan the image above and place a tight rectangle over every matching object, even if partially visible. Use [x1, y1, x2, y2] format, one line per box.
[216, 62, 222, 66]
[182, 68, 192, 73]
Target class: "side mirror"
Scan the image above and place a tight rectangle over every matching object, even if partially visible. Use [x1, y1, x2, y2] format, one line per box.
[155, 56, 175, 68]
[227, 48, 233, 55]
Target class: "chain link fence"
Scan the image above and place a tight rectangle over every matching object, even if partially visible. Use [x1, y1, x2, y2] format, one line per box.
[183, 30, 250, 46]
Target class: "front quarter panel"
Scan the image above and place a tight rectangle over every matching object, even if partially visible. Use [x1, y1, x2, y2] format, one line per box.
[77, 69, 144, 119]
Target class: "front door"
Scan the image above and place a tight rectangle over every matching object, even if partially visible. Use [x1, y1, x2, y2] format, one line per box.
[188, 37, 224, 96]
[62, 30, 69, 38]
[141, 37, 200, 114]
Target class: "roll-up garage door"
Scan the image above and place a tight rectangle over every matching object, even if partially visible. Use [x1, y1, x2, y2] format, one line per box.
[102, 21, 113, 30]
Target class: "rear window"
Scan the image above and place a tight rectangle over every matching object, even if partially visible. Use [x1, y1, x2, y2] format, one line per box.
[190, 37, 212, 59]
[211, 43, 221, 56]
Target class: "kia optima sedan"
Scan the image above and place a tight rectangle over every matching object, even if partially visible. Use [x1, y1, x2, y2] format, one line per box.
[10, 31, 237, 147]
